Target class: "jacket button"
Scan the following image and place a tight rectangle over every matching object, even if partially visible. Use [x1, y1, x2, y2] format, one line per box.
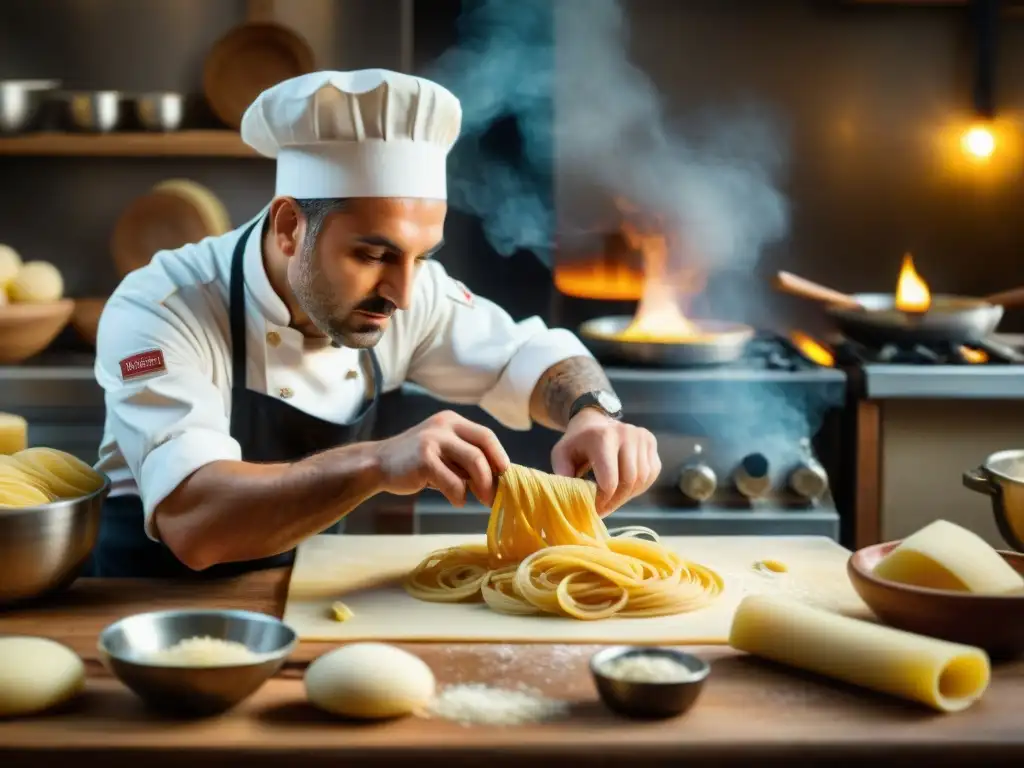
[345, 369, 358, 380]
[266, 331, 282, 347]
[278, 387, 293, 399]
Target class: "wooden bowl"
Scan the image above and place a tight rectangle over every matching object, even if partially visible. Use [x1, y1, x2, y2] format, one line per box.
[202, 22, 315, 130]
[110, 189, 218, 278]
[0, 299, 74, 363]
[70, 296, 107, 346]
[848, 540, 1024, 659]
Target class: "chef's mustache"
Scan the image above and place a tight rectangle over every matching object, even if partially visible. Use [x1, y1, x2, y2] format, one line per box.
[354, 296, 396, 316]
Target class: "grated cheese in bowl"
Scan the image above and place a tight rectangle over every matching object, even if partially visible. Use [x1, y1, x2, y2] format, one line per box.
[145, 636, 261, 666]
[599, 653, 703, 684]
[425, 683, 569, 726]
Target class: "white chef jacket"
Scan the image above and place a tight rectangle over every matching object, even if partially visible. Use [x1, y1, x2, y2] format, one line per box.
[93, 209, 593, 539]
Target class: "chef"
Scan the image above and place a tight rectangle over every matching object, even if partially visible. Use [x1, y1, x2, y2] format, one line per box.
[89, 69, 660, 579]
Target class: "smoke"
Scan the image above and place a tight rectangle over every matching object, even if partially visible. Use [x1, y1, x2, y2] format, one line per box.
[426, 0, 790, 275]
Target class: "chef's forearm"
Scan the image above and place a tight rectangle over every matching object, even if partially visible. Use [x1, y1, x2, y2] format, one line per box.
[528, 355, 615, 431]
[152, 442, 384, 570]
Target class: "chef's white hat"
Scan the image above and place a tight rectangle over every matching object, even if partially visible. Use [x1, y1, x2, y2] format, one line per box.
[241, 69, 462, 200]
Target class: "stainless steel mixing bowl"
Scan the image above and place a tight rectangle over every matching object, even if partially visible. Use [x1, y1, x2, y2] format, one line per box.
[0, 476, 109, 607]
[67, 90, 122, 132]
[98, 609, 297, 716]
[0, 79, 60, 133]
[590, 645, 710, 719]
[134, 91, 184, 131]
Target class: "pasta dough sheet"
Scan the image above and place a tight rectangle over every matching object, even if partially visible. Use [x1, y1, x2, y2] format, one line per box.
[730, 594, 991, 712]
[283, 534, 869, 644]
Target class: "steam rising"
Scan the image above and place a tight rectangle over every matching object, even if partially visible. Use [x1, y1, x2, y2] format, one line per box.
[427, 0, 790, 275]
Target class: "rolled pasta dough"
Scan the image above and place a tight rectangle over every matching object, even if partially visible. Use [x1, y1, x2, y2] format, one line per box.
[729, 594, 990, 713]
[0, 636, 86, 717]
[304, 642, 435, 719]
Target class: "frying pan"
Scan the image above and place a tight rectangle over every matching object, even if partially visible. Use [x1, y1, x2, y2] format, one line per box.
[774, 271, 1005, 347]
[578, 315, 755, 367]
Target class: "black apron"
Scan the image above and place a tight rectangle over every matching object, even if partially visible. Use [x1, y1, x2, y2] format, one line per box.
[89, 218, 383, 578]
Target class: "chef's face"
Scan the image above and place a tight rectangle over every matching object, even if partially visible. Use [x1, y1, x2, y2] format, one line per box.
[284, 198, 447, 348]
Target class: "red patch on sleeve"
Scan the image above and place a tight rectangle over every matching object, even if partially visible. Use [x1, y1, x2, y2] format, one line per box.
[454, 280, 474, 307]
[119, 348, 167, 381]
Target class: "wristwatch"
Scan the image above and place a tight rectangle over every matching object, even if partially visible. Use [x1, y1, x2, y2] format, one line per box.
[568, 390, 623, 422]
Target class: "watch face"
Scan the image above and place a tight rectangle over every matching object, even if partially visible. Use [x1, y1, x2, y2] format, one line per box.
[597, 390, 622, 413]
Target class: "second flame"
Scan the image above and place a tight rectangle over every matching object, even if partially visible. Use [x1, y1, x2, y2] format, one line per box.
[895, 253, 931, 313]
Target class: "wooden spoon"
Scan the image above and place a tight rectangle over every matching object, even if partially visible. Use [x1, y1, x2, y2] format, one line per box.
[984, 286, 1024, 309]
[773, 271, 863, 311]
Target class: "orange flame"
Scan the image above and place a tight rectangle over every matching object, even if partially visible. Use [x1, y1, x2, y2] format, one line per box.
[790, 331, 835, 367]
[613, 218, 711, 342]
[553, 261, 644, 301]
[960, 346, 989, 364]
[894, 253, 931, 313]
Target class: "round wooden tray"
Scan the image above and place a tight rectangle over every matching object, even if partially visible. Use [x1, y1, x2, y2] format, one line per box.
[203, 22, 316, 130]
[110, 190, 214, 277]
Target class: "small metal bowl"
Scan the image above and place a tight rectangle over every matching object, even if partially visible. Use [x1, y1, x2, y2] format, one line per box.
[590, 646, 710, 719]
[98, 609, 297, 716]
[67, 90, 121, 133]
[0, 79, 60, 133]
[134, 92, 184, 131]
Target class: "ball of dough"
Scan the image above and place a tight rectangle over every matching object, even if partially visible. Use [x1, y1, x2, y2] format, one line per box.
[0, 636, 86, 717]
[0, 244, 21, 287]
[304, 642, 435, 719]
[8, 261, 64, 303]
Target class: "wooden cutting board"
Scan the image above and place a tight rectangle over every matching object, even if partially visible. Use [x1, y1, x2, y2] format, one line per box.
[283, 535, 871, 644]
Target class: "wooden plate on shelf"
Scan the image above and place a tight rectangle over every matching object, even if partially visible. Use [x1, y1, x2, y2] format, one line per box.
[203, 22, 316, 130]
[110, 189, 215, 277]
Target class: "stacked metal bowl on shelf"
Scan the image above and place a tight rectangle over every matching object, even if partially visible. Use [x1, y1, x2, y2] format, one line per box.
[0, 79, 186, 134]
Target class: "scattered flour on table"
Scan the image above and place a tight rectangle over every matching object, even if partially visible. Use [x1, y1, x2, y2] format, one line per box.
[721, 567, 846, 613]
[425, 683, 570, 726]
[438, 644, 589, 687]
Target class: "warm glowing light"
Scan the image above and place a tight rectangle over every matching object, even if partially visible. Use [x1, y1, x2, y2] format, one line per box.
[790, 331, 835, 368]
[961, 124, 996, 160]
[960, 346, 989, 364]
[894, 253, 931, 313]
[554, 261, 644, 301]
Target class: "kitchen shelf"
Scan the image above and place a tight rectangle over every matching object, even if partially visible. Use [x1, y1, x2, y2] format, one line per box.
[0, 131, 263, 158]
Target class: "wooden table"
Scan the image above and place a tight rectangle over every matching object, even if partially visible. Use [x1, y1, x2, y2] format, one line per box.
[0, 569, 1022, 767]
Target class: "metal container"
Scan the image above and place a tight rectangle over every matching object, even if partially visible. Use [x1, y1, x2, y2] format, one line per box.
[962, 449, 1024, 552]
[68, 91, 121, 132]
[98, 609, 297, 716]
[578, 315, 755, 367]
[0, 79, 60, 133]
[590, 645, 710, 719]
[0, 477, 109, 607]
[135, 92, 184, 131]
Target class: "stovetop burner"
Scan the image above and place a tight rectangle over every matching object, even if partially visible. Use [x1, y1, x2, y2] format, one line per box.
[835, 336, 1024, 366]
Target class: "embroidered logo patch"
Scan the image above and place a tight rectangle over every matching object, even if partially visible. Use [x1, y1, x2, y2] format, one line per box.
[119, 348, 167, 382]
[447, 278, 475, 308]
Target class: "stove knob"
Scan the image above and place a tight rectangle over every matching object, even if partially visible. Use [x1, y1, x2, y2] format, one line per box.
[734, 453, 771, 499]
[678, 463, 717, 502]
[789, 459, 829, 501]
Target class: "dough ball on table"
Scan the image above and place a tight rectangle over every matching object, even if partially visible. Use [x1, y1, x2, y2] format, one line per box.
[7, 261, 63, 303]
[0, 637, 86, 717]
[0, 244, 21, 287]
[304, 642, 436, 719]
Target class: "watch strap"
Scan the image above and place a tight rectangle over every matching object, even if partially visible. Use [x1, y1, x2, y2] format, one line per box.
[568, 391, 623, 422]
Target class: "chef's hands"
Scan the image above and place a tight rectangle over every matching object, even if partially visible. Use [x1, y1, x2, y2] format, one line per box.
[372, 410, 510, 507]
[551, 408, 660, 517]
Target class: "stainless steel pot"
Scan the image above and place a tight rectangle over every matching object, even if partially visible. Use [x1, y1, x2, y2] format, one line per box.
[0, 476, 109, 607]
[962, 449, 1024, 552]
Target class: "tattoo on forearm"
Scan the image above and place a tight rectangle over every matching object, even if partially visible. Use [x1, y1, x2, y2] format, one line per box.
[529, 356, 614, 430]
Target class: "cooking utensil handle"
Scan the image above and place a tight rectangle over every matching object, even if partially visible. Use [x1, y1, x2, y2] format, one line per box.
[962, 467, 995, 495]
[984, 286, 1024, 308]
[773, 271, 861, 310]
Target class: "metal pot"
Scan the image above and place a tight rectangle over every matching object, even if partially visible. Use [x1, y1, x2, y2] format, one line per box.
[962, 449, 1024, 552]
[0, 476, 109, 607]
[578, 315, 755, 367]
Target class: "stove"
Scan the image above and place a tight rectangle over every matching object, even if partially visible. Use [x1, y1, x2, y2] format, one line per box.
[379, 331, 848, 541]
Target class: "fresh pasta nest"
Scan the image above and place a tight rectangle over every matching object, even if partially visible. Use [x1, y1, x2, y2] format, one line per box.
[404, 464, 723, 620]
[0, 447, 105, 508]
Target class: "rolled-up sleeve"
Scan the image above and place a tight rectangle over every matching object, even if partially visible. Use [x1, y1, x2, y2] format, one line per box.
[95, 292, 241, 540]
[405, 261, 594, 430]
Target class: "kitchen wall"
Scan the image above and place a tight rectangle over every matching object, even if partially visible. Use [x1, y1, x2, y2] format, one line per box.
[2, 0, 1023, 341]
